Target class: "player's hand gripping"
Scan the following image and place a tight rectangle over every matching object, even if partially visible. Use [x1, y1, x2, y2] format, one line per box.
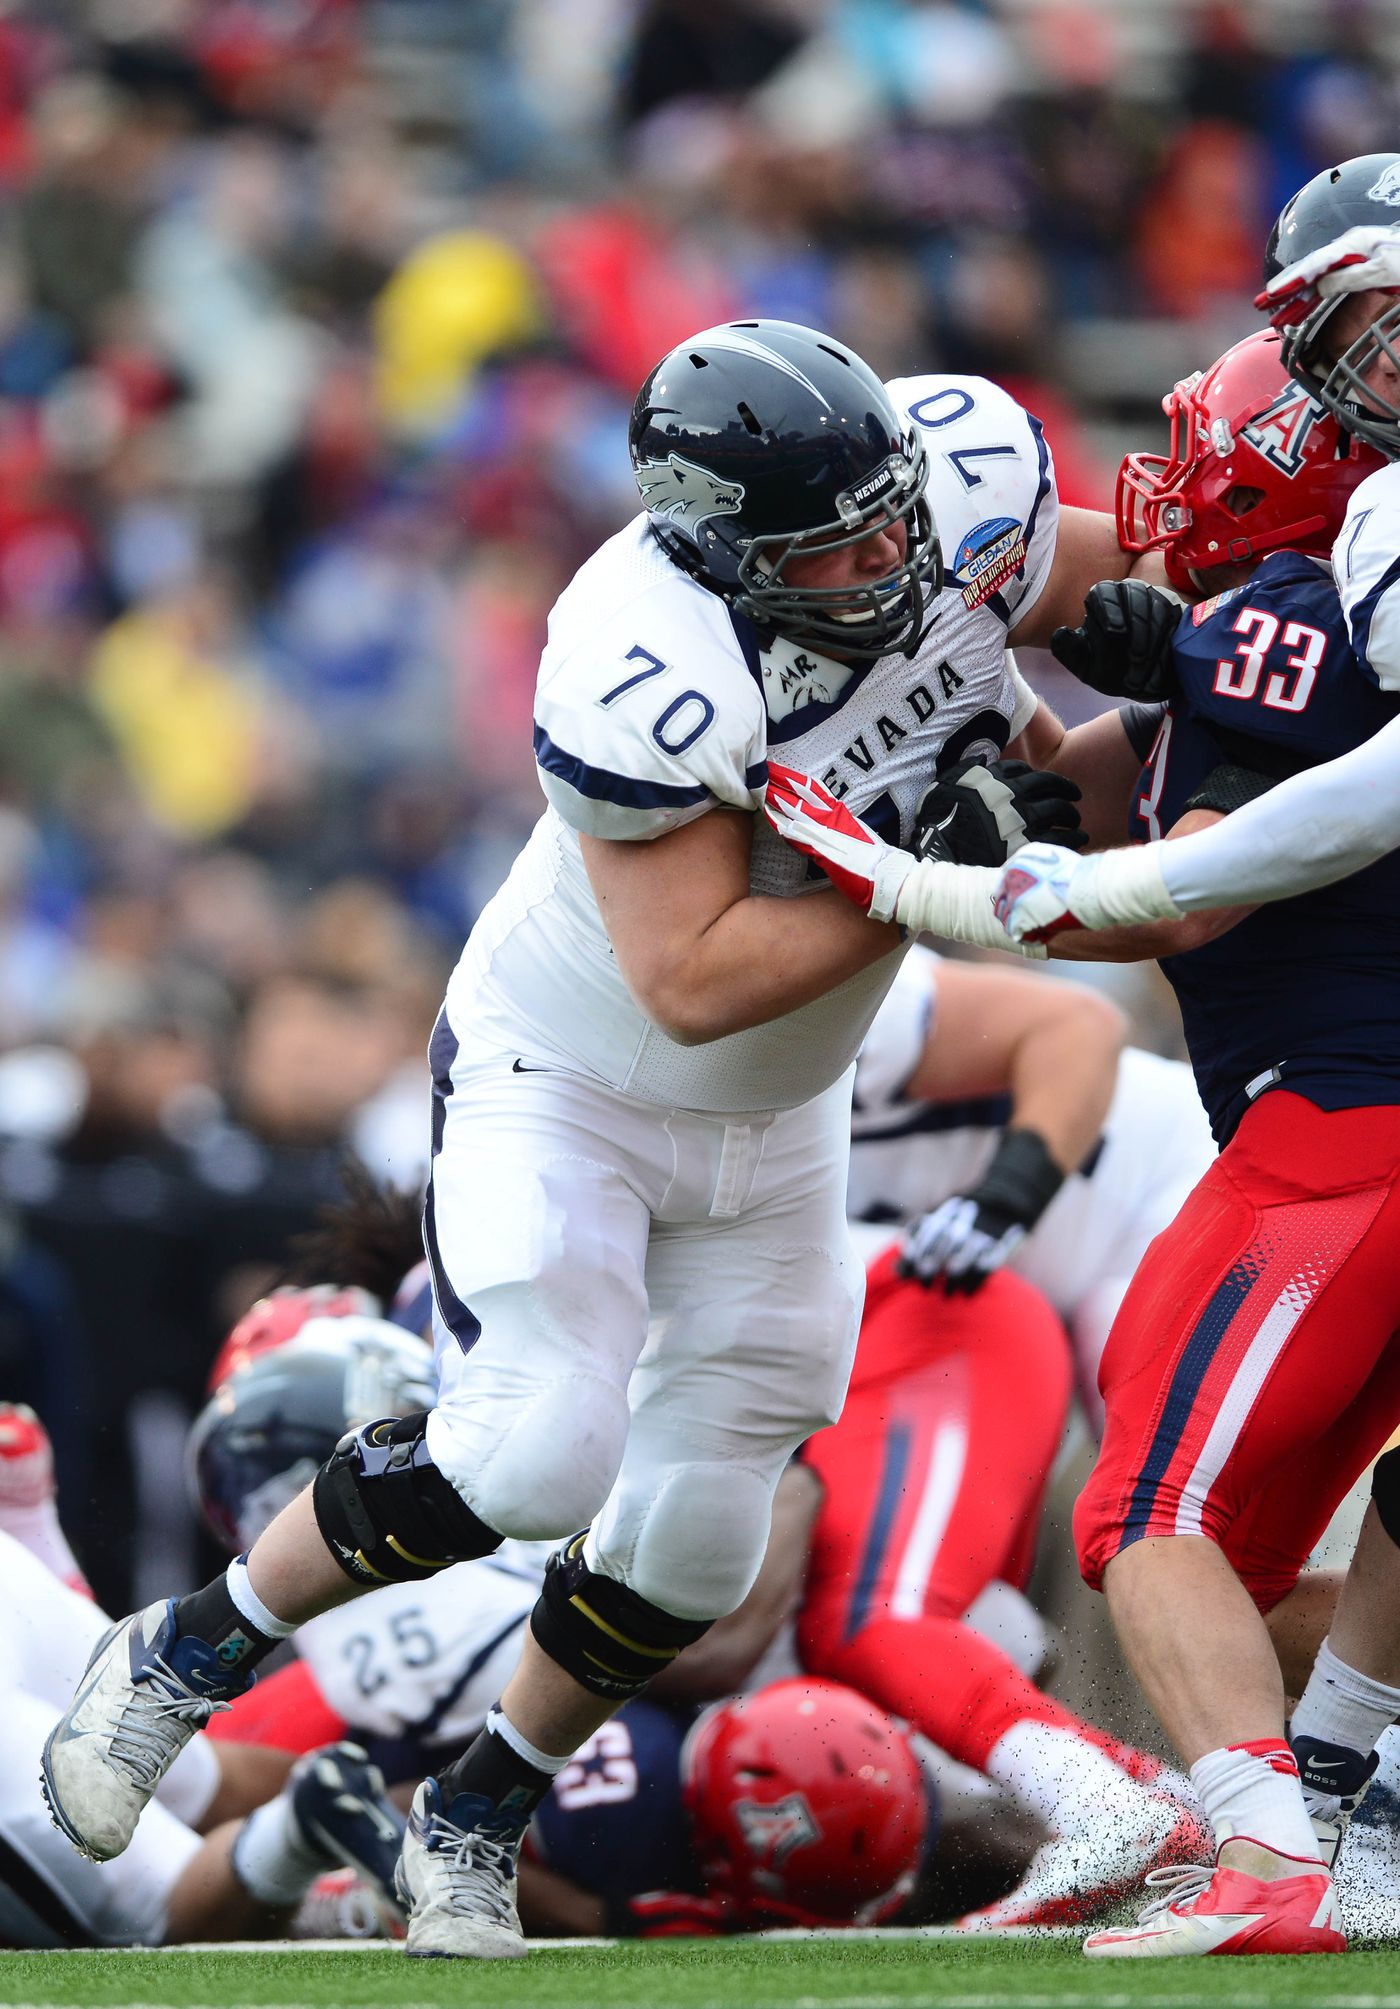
[763, 762, 1054, 957]
[1050, 579, 1182, 703]
[1257, 224, 1400, 327]
[897, 1126, 1064, 1294]
[992, 841, 1099, 944]
[912, 758, 1085, 867]
[898, 1195, 1027, 1294]
[763, 763, 916, 921]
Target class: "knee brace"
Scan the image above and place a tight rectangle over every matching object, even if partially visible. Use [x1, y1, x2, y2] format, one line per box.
[529, 1533, 713, 1701]
[312, 1410, 502, 1587]
[1372, 1447, 1400, 1549]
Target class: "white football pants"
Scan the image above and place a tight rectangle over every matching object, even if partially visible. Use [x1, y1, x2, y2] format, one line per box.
[423, 1045, 864, 1621]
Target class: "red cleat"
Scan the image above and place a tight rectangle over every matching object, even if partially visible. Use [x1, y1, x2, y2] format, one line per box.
[1084, 1845, 1345, 1958]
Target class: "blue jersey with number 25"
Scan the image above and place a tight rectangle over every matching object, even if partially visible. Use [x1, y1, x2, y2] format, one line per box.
[1128, 550, 1400, 1144]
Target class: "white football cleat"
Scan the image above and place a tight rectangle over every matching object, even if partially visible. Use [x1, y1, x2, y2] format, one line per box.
[958, 1789, 1212, 1931]
[41, 1599, 246, 1862]
[396, 1779, 528, 1960]
[1084, 1847, 1345, 1958]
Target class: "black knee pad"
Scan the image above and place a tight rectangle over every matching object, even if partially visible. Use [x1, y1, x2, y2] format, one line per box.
[312, 1410, 502, 1587]
[529, 1533, 713, 1701]
[1372, 1447, 1400, 1550]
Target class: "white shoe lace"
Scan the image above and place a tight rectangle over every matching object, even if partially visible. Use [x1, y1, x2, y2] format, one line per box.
[108, 1654, 230, 1789]
[422, 1812, 518, 1930]
[1133, 1862, 1214, 1923]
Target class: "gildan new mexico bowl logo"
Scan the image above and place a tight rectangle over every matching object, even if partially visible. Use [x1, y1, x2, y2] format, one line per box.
[636, 453, 745, 528]
[1239, 382, 1323, 475]
[951, 515, 1026, 610]
[735, 1793, 821, 1864]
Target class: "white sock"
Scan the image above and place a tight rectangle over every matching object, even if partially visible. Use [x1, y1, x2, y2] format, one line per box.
[986, 1720, 1152, 1836]
[486, 1706, 571, 1776]
[227, 1555, 298, 1640]
[1190, 1740, 1320, 1863]
[230, 1791, 323, 1907]
[1292, 1638, 1400, 1760]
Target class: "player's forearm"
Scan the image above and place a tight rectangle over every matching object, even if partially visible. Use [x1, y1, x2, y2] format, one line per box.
[1005, 994, 1124, 1172]
[1044, 909, 1242, 962]
[646, 889, 903, 1045]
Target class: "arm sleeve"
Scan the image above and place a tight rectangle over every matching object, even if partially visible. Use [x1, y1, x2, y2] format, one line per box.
[1157, 709, 1400, 910]
[534, 604, 767, 842]
[1120, 700, 1168, 761]
[1335, 472, 1400, 692]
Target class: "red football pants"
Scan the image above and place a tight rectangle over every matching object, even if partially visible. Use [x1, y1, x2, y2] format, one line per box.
[798, 1252, 1088, 1768]
[1076, 1092, 1400, 1610]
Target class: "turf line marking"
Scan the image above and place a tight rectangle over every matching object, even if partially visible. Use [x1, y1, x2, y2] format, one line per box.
[785, 1999, 1400, 2009]
[8, 1999, 1400, 2009]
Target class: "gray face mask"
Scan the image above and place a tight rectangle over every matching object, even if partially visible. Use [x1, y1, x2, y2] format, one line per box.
[732, 450, 945, 663]
[1284, 298, 1400, 461]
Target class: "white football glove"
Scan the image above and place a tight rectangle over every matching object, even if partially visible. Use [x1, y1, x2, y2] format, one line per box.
[898, 1196, 1027, 1295]
[992, 841, 1183, 944]
[1257, 224, 1400, 327]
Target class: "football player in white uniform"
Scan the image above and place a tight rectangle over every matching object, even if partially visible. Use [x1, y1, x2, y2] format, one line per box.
[42, 319, 1150, 1960]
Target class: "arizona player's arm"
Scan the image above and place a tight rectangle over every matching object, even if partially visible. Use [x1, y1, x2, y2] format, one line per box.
[1043, 808, 1252, 960]
[583, 811, 903, 1046]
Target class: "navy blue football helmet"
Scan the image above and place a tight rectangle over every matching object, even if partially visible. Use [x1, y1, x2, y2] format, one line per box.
[188, 1316, 435, 1554]
[1265, 153, 1400, 460]
[629, 321, 942, 658]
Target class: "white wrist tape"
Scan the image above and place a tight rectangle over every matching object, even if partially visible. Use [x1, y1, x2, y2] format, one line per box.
[893, 860, 1048, 958]
[1069, 845, 1183, 930]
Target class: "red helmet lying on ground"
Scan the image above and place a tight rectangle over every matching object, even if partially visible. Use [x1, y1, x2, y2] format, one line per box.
[682, 1677, 927, 1927]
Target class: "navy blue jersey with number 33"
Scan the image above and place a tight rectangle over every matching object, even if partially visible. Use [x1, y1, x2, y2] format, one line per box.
[1128, 550, 1400, 1143]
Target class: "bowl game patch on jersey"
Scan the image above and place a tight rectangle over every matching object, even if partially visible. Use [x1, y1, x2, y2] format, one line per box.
[951, 516, 1027, 610]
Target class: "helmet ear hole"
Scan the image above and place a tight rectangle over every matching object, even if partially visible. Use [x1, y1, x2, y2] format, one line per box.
[1223, 484, 1266, 519]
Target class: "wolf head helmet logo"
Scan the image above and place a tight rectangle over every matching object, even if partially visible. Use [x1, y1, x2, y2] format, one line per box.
[635, 453, 745, 529]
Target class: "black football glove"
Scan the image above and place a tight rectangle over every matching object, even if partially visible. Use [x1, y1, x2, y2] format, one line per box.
[1051, 578, 1183, 703]
[897, 1128, 1066, 1295]
[913, 758, 1085, 869]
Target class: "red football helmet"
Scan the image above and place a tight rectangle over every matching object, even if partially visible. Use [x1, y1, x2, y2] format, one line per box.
[681, 1678, 926, 1927]
[1117, 328, 1383, 592]
[206, 1284, 381, 1393]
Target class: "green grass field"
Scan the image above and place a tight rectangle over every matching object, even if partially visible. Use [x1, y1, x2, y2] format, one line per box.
[3, 1937, 1400, 2009]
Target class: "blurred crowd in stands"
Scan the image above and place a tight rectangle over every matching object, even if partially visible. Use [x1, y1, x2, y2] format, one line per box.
[0, 0, 1395, 1609]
